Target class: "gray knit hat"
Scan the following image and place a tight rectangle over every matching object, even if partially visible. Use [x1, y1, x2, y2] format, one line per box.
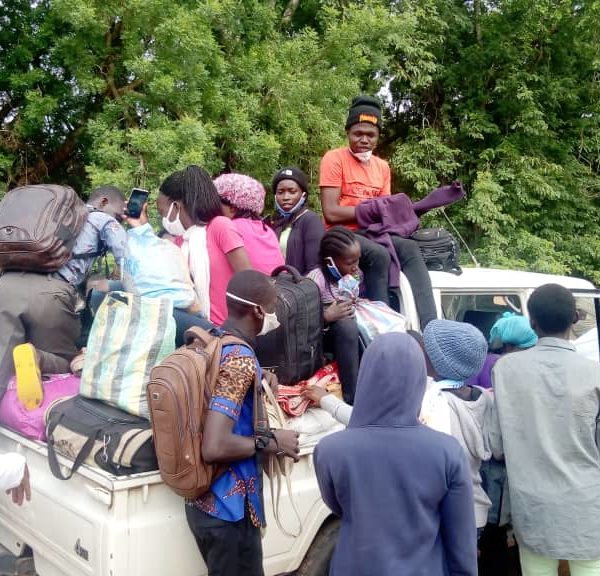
[423, 319, 487, 381]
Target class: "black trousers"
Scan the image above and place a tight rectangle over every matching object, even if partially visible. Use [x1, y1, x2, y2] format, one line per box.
[185, 504, 264, 576]
[389, 235, 437, 329]
[325, 318, 360, 404]
[354, 233, 390, 304]
[355, 233, 437, 329]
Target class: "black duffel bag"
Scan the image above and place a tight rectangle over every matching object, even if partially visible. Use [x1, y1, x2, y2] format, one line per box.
[255, 265, 324, 384]
[411, 227, 462, 276]
[46, 395, 158, 479]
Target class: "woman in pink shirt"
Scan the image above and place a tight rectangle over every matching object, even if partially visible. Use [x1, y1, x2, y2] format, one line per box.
[157, 165, 252, 326]
[214, 173, 285, 275]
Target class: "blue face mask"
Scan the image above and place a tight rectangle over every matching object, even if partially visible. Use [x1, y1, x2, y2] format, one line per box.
[275, 195, 306, 218]
[325, 257, 343, 281]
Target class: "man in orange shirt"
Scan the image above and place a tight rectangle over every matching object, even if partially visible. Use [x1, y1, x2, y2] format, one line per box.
[320, 95, 436, 327]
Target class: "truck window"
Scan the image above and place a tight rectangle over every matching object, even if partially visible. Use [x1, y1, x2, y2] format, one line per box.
[570, 296, 598, 340]
[441, 293, 524, 340]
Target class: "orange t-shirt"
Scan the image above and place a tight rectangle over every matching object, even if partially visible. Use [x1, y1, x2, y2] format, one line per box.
[319, 147, 391, 229]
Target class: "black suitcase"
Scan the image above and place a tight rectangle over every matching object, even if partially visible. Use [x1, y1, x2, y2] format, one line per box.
[46, 395, 158, 479]
[255, 265, 324, 384]
[411, 227, 462, 275]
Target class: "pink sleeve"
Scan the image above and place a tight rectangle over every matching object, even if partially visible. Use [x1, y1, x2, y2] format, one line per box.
[209, 216, 245, 254]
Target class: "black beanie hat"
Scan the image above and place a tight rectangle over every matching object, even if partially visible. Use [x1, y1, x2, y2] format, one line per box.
[345, 95, 382, 130]
[271, 167, 309, 194]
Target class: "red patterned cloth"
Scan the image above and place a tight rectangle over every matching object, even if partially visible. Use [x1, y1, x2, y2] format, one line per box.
[277, 363, 342, 417]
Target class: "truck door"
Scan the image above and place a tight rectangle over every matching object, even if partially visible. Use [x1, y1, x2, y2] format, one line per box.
[570, 289, 600, 362]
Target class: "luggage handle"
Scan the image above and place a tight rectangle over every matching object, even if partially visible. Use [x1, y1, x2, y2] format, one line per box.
[271, 265, 303, 284]
[47, 416, 101, 481]
[107, 291, 132, 306]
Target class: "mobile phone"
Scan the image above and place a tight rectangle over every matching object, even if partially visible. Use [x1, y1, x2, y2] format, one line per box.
[127, 188, 149, 219]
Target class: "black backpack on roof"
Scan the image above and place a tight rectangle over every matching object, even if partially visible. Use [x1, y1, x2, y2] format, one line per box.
[411, 227, 462, 276]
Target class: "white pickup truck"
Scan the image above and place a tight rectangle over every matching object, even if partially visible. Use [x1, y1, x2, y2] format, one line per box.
[1, 267, 598, 576]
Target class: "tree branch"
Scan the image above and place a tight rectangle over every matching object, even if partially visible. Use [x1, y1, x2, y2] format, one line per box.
[16, 126, 84, 186]
[282, 0, 301, 24]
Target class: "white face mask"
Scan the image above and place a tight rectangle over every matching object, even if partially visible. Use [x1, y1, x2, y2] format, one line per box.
[226, 292, 280, 336]
[162, 203, 186, 236]
[349, 149, 373, 163]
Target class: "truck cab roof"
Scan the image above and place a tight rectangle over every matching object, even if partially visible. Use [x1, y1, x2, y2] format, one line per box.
[429, 267, 595, 291]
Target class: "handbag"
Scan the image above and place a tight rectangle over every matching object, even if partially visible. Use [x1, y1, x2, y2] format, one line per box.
[46, 395, 158, 479]
[0, 374, 80, 441]
[354, 299, 407, 345]
[79, 291, 176, 419]
[411, 227, 462, 275]
[276, 363, 343, 417]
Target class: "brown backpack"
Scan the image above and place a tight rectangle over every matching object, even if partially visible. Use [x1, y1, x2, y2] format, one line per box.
[147, 326, 266, 500]
[0, 184, 88, 272]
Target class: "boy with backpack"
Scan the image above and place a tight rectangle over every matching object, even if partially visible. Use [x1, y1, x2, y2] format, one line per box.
[184, 270, 299, 576]
[0, 185, 128, 399]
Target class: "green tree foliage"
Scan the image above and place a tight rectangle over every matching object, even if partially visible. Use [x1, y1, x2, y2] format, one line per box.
[1, 0, 599, 281]
[1, 0, 432, 191]
[387, 0, 600, 282]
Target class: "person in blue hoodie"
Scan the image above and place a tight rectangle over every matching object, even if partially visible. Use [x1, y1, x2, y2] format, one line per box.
[314, 332, 477, 576]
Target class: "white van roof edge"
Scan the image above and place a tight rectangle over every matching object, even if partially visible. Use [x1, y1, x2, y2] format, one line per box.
[429, 267, 596, 290]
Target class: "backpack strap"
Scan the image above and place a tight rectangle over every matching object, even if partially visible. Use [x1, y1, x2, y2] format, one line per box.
[47, 415, 102, 480]
[71, 208, 107, 260]
[260, 378, 303, 537]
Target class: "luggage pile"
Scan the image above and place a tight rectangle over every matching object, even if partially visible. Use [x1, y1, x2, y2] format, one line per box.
[0, 265, 340, 483]
[0, 290, 177, 478]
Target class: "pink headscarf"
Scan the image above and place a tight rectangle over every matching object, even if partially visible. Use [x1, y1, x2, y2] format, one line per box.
[213, 173, 266, 215]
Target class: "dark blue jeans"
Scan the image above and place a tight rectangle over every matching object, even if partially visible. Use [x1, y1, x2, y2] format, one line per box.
[172, 309, 215, 347]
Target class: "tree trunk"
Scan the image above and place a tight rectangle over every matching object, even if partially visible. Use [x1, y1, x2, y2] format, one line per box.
[474, 0, 482, 46]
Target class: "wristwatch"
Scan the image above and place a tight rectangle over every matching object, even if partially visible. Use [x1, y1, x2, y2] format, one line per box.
[254, 430, 275, 452]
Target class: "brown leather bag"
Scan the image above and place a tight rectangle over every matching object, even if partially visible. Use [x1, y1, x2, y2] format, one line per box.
[0, 184, 88, 272]
[147, 327, 262, 500]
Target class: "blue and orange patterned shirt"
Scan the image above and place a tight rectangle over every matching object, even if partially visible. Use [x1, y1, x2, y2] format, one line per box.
[193, 343, 264, 526]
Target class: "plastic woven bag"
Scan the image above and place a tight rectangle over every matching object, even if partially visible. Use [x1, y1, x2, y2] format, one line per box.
[79, 292, 176, 419]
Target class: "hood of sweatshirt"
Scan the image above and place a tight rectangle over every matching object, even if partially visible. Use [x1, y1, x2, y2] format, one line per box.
[349, 332, 427, 428]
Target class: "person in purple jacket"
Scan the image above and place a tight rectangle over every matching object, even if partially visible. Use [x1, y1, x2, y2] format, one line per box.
[314, 332, 477, 576]
[268, 167, 324, 275]
[466, 312, 538, 389]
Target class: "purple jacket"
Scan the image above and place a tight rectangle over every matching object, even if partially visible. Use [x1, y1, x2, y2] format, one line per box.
[355, 182, 466, 287]
[270, 208, 324, 276]
[466, 353, 500, 389]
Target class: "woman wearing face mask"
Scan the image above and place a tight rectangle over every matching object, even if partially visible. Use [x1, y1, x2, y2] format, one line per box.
[156, 165, 252, 326]
[306, 227, 363, 404]
[268, 167, 324, 275]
